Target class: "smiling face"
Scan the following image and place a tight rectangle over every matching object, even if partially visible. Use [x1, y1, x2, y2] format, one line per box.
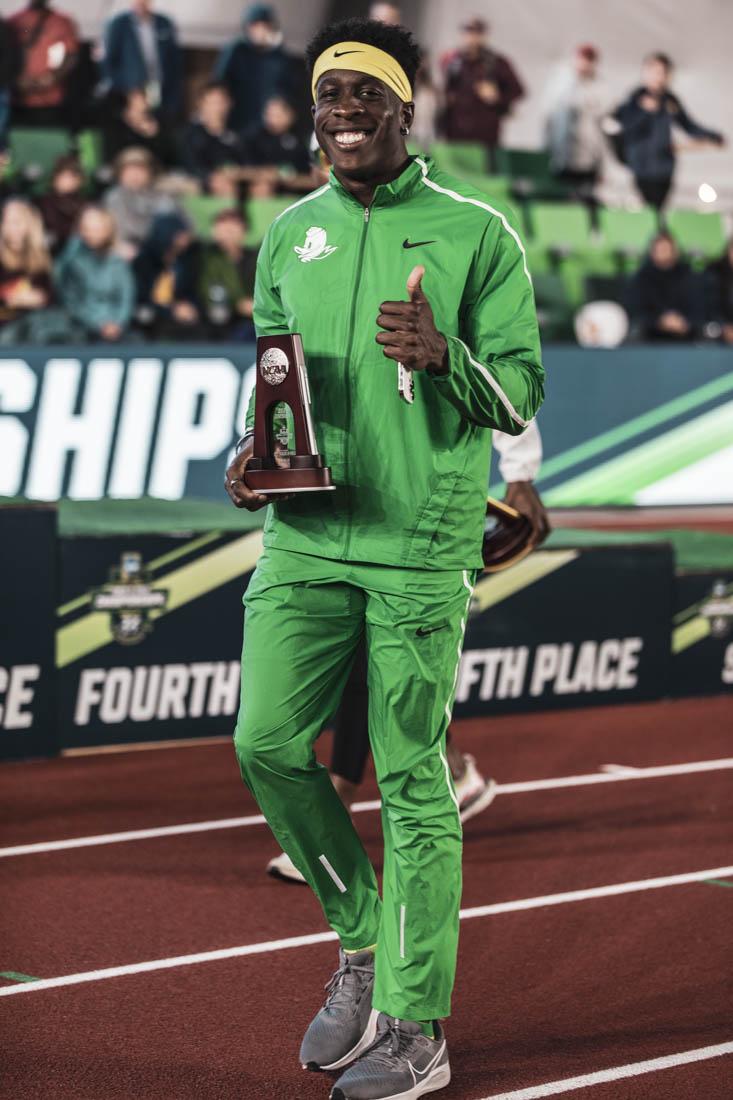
[313, 69, 413, 184]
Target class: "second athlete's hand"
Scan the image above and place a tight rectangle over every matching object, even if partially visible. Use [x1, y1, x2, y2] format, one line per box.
[505, 481, 552, 546]
[376, 265, 449, 374]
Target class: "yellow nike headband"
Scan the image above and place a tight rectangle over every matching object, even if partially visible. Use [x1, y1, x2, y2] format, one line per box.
[311, 41, 413, 103]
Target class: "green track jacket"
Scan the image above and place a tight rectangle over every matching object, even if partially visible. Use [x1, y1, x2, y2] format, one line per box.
[247, 155, 544, 570]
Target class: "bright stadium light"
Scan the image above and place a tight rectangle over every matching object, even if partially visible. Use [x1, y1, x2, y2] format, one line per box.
[698, 182, 717, 203]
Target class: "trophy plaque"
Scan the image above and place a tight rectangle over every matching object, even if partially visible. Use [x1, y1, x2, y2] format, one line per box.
[244, 334, 335, 494]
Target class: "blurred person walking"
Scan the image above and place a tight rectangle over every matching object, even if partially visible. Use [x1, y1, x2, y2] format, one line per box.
[613, 53, 724, 211]
[215, 4, 295, 134]
[545, 44, 606, 207]
[441, 17, 524, 165]
[8, 0, 79, 128]
[628, 231, 701, 341]
[101, 0, 182, 119]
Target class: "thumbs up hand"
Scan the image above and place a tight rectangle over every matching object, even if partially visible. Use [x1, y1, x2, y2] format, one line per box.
[376, 264, 449, 374]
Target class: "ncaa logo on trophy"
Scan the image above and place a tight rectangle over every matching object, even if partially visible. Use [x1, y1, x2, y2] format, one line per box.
[259, 346, 290, 386]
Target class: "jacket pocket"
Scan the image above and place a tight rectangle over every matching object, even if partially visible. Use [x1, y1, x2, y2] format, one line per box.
[404, 470, 460, 563]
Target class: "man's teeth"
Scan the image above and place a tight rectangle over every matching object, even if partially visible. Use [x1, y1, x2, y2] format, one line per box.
[334, 131, 367, 146]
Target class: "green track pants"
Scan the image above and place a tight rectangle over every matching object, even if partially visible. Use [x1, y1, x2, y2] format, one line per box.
[234, 547, 476, 1020]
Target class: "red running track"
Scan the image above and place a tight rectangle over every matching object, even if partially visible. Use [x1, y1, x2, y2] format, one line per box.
[1, 697, 732, 1099]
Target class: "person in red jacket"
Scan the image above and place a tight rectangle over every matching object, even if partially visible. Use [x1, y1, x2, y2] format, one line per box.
[9, 0, 79, 127]
[441, 16, 524, 164]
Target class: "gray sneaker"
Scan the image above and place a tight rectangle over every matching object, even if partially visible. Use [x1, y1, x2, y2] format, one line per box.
[300, 949, 379, 1072]
[330, 1015, 451, 1099]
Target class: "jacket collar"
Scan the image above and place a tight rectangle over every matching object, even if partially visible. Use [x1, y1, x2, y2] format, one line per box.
[328, 155, 430, 212]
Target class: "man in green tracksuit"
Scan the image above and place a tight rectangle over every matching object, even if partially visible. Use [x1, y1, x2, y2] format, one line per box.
[225, 17, 543, 1100]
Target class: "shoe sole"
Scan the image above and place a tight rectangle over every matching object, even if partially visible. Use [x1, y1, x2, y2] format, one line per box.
[305, 1007, 380, 1073]
[460, 776, 497, 824]
[330, 1060, 451, 1099]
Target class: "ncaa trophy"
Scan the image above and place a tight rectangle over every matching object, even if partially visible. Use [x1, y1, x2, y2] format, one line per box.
[244, 334, 335, 494]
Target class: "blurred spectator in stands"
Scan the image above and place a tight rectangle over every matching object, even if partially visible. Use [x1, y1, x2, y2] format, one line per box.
[242, 96, 310, 179]
[370, 1, 437, 146]
[0, 198, 52, 335]
[628, 231, 701, 341]
[103, 146, 175, 261]
[104, 88, 178, 168]
[183, 82, 245, 198]
[199, 207, 257, 341]
[441, 17, 523, 164]
[134, 209, 203, 339]
[9, 0, 80, 128]
[0, 18, 21, 154]
[54, 204, 134, 341]
[37, 153, 86, 254]
[705, 238, 733, 345]
[368, 3, 402, 24]
[545, 45, 606, 206]
[613, 53, 724, 211]
[215, 4, 294, 134]
[101, 1, 182, 120]
[411, 57, 440, 150]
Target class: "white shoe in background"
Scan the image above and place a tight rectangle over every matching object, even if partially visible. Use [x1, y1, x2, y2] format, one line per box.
[266, 850, 307, 884]
[455, 754, 497, 823]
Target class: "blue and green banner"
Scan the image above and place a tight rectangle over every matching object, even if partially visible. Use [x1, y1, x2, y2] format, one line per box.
[1, 344, 731, 506]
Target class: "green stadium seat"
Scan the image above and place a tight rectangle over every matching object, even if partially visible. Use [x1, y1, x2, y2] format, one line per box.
[458, 173, 512, 203]
[597, 208, 657, 263]
[77, 129, 104, 179]
[245, 195, 296, 245]
[181, 194, 232, 238]
[529, 202, 592, 256]
[494, 148, 570, 199]
[430, 140, 487, 176]
[665, 210, 726, 262]
[532, 271, 574, 340]
[495, 148, 550, 178]
[524, 242, 551, 276]
[8, 128, 72, 187]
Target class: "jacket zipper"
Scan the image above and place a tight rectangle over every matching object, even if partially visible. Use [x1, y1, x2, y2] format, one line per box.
[342, 203, 371, 561]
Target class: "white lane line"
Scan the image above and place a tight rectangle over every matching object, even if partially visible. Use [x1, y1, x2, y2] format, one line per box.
[3, 756, 731, 859]
[2, 863, 731, 998]
[480, 1040, 733, 1099]
[599, 763, 641, 774]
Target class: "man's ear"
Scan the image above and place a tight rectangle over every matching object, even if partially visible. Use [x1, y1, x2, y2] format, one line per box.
[311, 103, 316, 119]
[401, 101, 415, 131]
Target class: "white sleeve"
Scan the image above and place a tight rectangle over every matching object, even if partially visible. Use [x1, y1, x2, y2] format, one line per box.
[493, 419, 543, 482]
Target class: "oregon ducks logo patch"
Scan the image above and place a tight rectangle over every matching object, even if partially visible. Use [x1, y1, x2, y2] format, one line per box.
[294, 226, 338, 263]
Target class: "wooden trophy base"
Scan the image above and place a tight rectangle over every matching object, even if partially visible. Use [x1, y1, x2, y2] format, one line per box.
[245, 455, 336, 495]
